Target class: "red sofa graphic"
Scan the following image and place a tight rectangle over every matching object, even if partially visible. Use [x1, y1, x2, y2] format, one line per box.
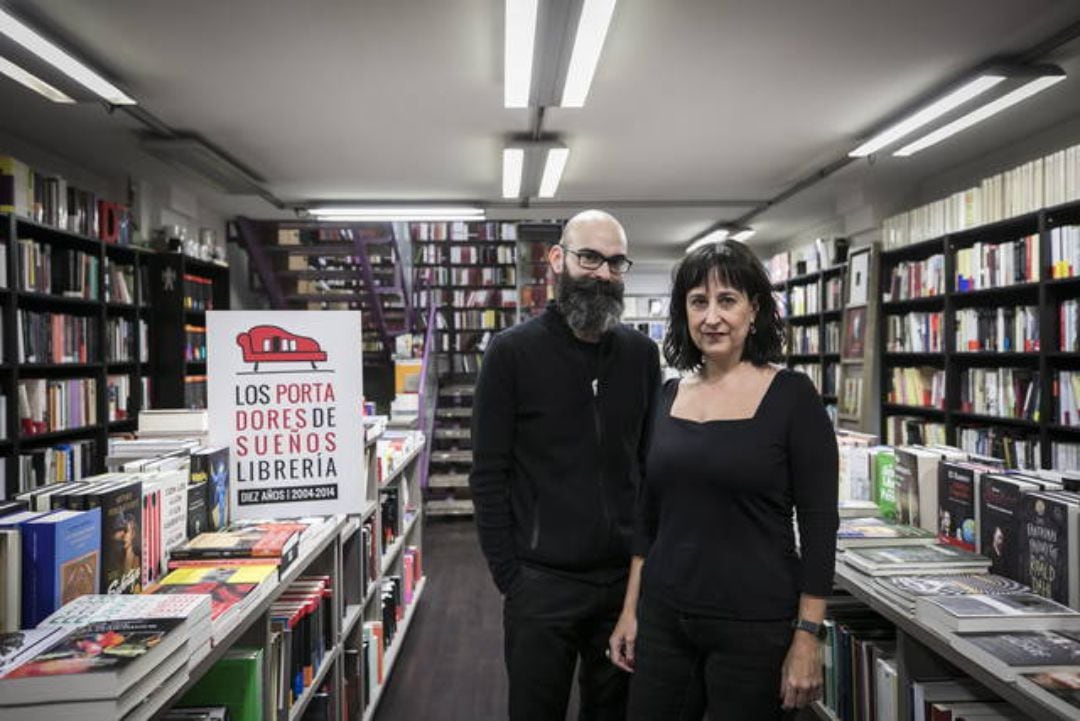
[236, 325, 328, 371]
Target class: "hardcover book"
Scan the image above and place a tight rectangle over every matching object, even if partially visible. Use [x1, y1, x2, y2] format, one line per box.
[952, 630, 1080, 681]
[146, 564, 276, 639]
[937, 461, 985, 551]
[978, 473, 1041, 581]
[916, 593, 1080, 633]
[837, 517, 936, 547]
[0, 627, 68, 676]
[187, 483, 210, 538]
[843, 543, 991, 576]
[21, 508, 102, 627]
[1018, 492, 1080, 608]
[169, 521, 303, 568]
[871, 447, 898, 521]
[83, 479, 143, 595]
[894, 447, 941, 531]
[191, 447, 229, 531]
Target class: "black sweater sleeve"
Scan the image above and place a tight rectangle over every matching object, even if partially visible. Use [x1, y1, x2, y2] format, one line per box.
[788, 374, 840, 596]
[468, 335, 520, 593]
[632, 374, 667, 558]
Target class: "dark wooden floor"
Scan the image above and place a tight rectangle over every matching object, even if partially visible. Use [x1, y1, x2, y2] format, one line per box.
[375, 517, 512, 720]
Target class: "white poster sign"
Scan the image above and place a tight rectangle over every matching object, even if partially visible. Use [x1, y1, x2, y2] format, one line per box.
[207, 310, 364, 519]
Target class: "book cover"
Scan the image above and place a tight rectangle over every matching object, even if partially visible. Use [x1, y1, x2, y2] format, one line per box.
[0, 529, 20, 632]
[177, 646, 263, 721]
[978, 474, 1038, 581]
[937, 462, 978, 551]
[871, 447, 898, 521]
[170, 522, 302, 564]
[192, 447, 230, 531]
[0, 627, 68, 676]
[957, 629, 1080, 670]
[85, 479, 143, 595]
[918, 593, 1080, 634]
[40, 593, 211, 627]
[186, 483, 210, 539]
[22, 508, 101, 627]
[844, 543, 990, 575]
[0, 617, 184, 701]
[147, 564, 276, 621]
[837, 517, 936, 547]
[1019, 492, 1080, 607]
[1020, 670, 1080, 716]
[877, 573, 1027, 599]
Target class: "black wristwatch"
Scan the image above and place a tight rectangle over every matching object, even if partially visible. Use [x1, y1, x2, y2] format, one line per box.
[792, 618, 827, 641]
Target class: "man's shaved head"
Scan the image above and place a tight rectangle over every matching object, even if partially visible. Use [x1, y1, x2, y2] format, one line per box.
[561, 209, 628, 251]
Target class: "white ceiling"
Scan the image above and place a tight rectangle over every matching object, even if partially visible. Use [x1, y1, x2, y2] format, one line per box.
[2, 0, 1080, 259]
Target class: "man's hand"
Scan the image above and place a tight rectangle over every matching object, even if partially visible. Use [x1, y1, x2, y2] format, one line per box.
[607, 610, 637, 673]
[780, 632, 823, 709]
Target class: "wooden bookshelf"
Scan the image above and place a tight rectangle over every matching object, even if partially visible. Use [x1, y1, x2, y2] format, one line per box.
[877, 198, 1080, 467]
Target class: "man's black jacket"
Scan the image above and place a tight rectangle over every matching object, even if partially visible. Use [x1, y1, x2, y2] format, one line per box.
[469, 301, 661, 593]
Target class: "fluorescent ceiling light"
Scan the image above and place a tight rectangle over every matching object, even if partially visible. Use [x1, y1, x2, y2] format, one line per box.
[505, 0, 539, 108]
[732, 228, 756, 242]
[0, 54, 73, 102]
[310, 206, 485, 221]
[502, 147, 524, 198]
[686, 228, 730, 254]
[0, 7, 135, 105]
[538, 147, 570, 198]
[308, 206, 484, 218]
[849, 75, 1005, 157]
[894, 74, 1066, 157]
[561, 0, 617, 107]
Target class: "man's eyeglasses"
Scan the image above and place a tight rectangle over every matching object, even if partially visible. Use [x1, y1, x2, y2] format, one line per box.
[561, 245, 634, 274]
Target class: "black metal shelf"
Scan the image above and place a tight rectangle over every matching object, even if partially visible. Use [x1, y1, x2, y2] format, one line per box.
[16, 290, 102, 307]
[881, 296, 945, 312]
[952, 412, 1039, 429]
[882, 404, 945, 417]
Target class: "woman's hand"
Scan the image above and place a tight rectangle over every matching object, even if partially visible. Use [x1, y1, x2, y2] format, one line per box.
[780, 632, 823, 709]
[607, 609, 638, 673]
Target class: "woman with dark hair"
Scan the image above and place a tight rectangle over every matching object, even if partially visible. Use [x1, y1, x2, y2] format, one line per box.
[608, 239, 839, 720]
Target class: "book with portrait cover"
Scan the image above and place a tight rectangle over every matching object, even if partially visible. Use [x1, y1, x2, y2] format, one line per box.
[1018, 491, 1080, 609]
[78, 479, 143, 596]
[977, 473, 1041, 581]
[21, 508, 101, 627]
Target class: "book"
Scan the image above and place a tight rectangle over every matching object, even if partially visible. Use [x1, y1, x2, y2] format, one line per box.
[978, 473, 1042, 581]
[21, 508, 102, 627]
[836, 517, 936, 547]
[911, 678, 996, 721]
[187, 483, 210, 538]
[916, 593, 1080, 633]
[842, 543, 991, 576]
[871, 447, 899, 521]
[0, 618, 185, 701]
[872, 573, 1028, 612]
[1018, 670, 1080, 718]
[938, 461, 995, 552]
[177, 646, 264, 721]
[0, 627, 68, 676]
[145, 564, 277, 642]
[894, 447, 941, 532]
[191, 447, 229, 531]
[169, 521, 304, 569]
[0, 529, 19, 632]
[951, 629, 1080, 681]
[82, 478, 143, 595]
[1018, 491, 1080, 609]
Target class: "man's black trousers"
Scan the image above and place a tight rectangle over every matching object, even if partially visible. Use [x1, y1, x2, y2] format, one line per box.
[503, 565, 629, 721]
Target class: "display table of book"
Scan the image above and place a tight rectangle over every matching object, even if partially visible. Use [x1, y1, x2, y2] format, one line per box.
[814, 553, 1079, 721]
[0, 425, 428, 721]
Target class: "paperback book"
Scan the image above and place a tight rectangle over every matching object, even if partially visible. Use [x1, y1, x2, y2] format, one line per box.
[836, 517, 936, 548]
[871, 573, 1028, 612]
[842, 543, 991, 576]
[916, 592, 1080, 633]
[951, 629, 1080, 681]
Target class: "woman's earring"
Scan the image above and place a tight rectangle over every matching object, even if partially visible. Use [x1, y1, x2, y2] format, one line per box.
[750, 322, 757, 335]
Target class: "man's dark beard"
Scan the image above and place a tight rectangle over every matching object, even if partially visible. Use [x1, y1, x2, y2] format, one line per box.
[555, 272, 625, 338]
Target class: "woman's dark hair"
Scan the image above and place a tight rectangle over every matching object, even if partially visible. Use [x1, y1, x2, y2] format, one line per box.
[663, 239, 785, 371]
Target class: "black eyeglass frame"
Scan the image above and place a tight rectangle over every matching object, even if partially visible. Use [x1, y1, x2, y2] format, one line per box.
[559, 244, 634, 274]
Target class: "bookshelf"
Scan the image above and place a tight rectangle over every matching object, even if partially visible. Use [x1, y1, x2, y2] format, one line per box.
[771, 263, 847, 422]
[0, 211, 160, 498]
[516, 222, 560, 321]
[148, 252, 230, 411]
[877, 199, 1080, 468]
[830, 564, 1078, 721]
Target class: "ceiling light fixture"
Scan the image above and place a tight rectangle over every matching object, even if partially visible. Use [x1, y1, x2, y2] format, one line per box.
[894, 72, 1066, 157]
[732, 228, 756, 242]
[0, 54, 73, 102]
[308, 206, 486, 222]
[502, 147, 524, 198]
[538, 147, 570, 198]
[561, 0, 617, 107]
[504, 0, 539, 108]
[849, 75, 1005, 157]
[685, 229, 730, 254]
[0, 7, 135, 105]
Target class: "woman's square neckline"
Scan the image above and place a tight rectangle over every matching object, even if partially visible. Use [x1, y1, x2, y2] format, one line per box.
[667, 368, 786, 424]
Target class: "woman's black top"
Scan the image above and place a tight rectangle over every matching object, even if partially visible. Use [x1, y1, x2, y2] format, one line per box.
[634, 369, 839, 619]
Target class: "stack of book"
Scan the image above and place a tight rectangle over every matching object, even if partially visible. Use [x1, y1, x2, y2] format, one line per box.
[870, 573, 1028, 613]
[0, 616, 193, 720]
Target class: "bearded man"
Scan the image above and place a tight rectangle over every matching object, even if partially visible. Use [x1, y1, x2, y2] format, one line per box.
[470, 209, 661, 721]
